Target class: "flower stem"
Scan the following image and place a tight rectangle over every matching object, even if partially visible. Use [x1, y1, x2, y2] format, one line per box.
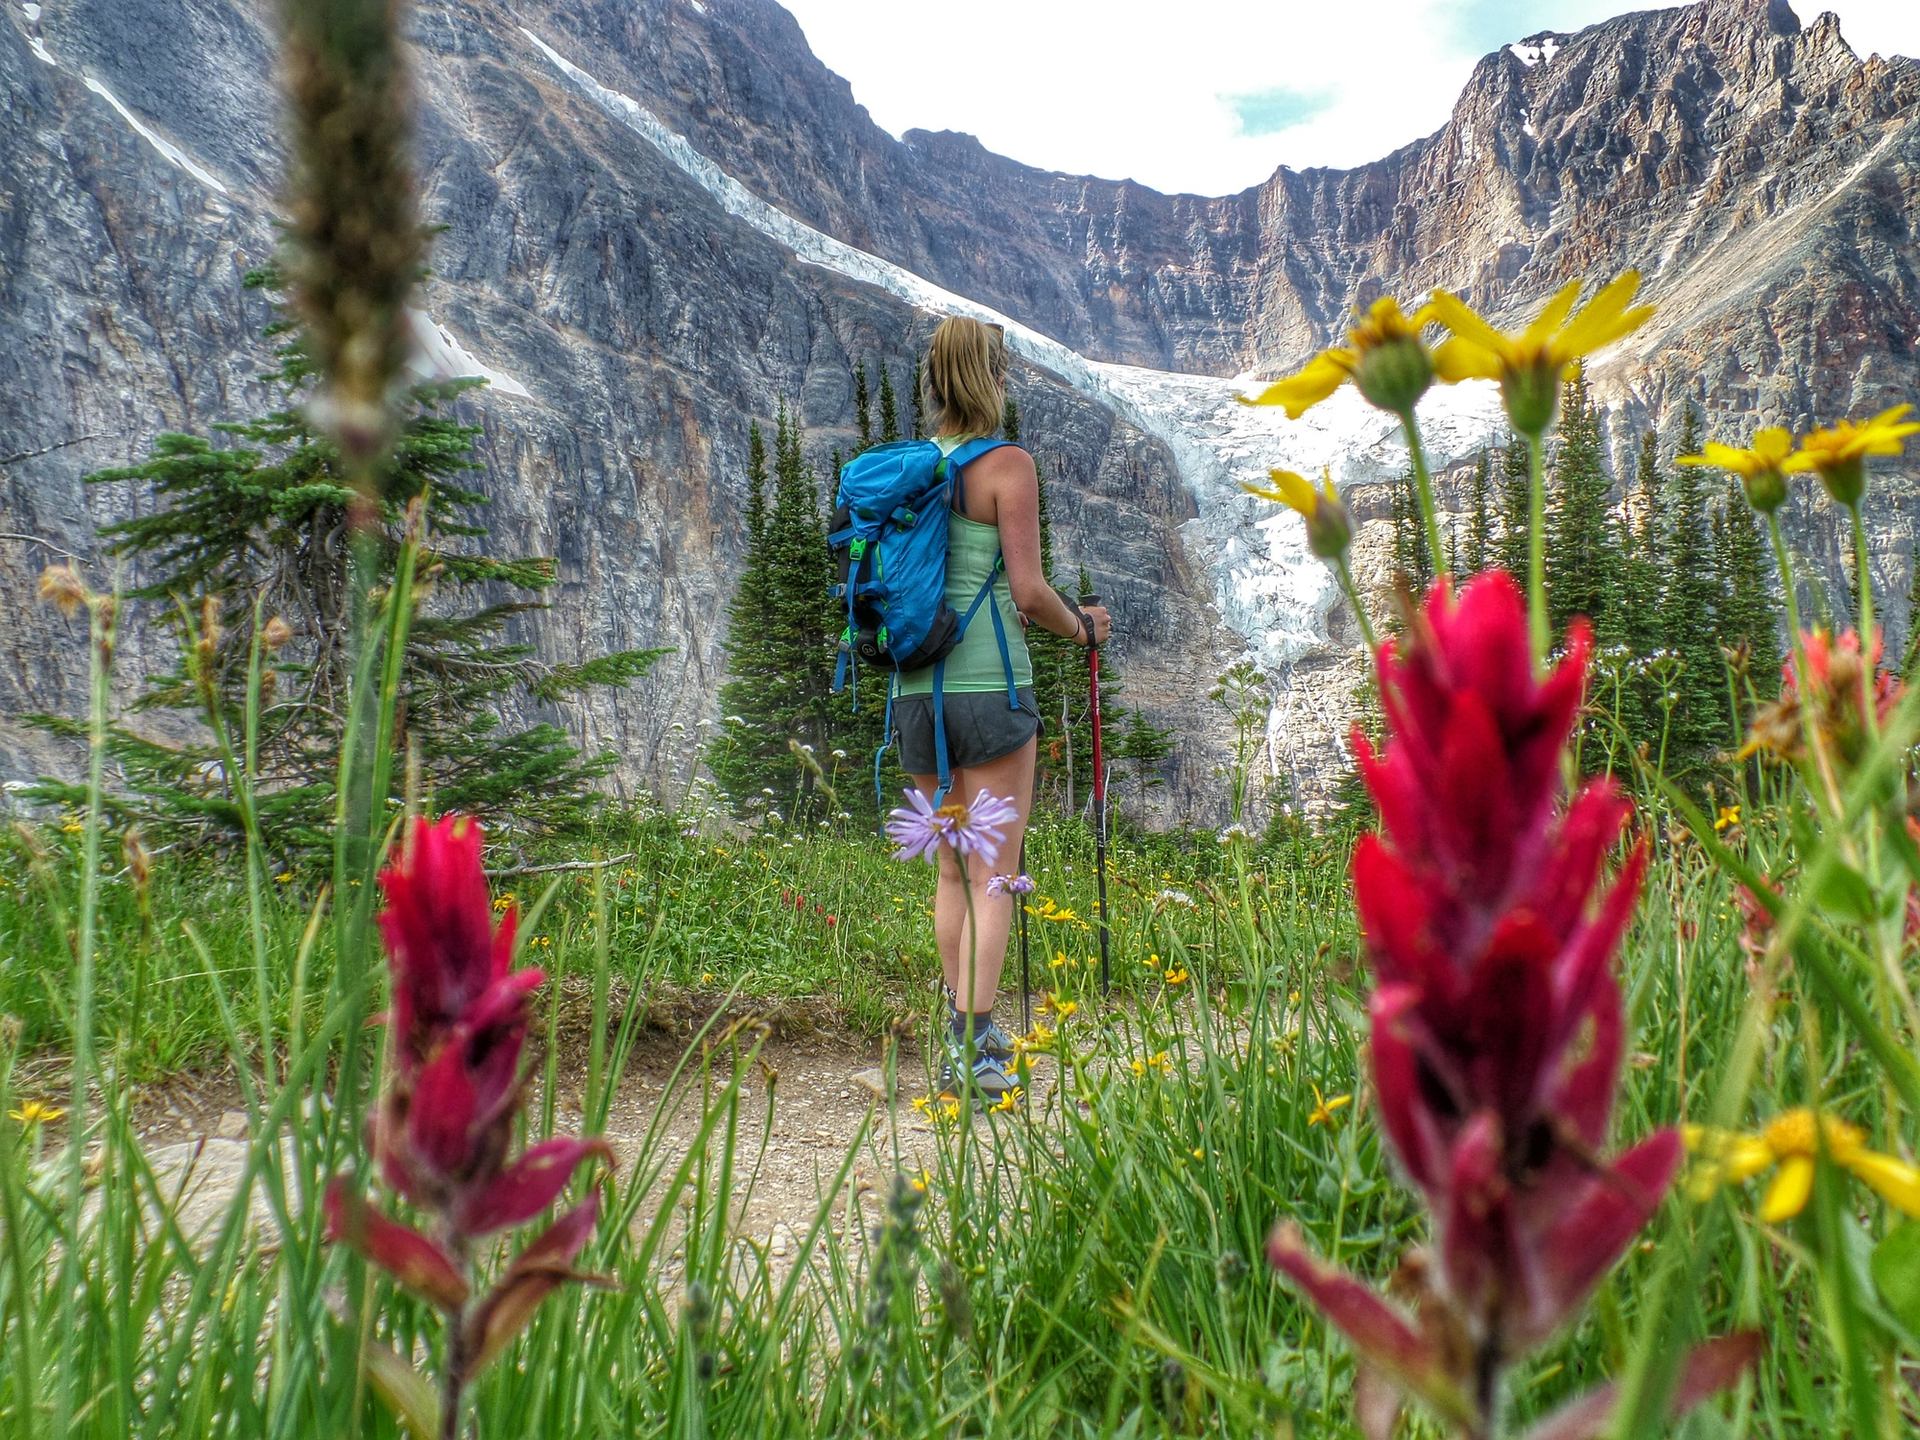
[1527, 427, 1548, 665]
[1850, 503, 1874, 648]
[1399, 407, 1448, 586]
[1335, 557, 1378, 652]
[1767, 513, 1806, 685]
[1850, 502, 1880, 738]
[440, 1235, 473, 1440]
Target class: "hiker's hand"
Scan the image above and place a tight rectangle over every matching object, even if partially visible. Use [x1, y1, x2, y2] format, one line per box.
[1079, 605, 1111, 647]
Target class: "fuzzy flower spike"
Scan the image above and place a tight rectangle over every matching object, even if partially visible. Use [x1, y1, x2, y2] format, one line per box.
[1269, 571, 1757, 1437]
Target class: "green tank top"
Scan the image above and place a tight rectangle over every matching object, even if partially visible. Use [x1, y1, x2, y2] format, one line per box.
[896, 435, 1035, 696]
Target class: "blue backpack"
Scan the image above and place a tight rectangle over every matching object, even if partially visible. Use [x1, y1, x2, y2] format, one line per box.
[828, 437, 1019, 805]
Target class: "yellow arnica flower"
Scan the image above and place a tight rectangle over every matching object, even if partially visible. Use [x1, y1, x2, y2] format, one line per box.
[1685, 1108, 1920, 1223]
[1243, 296, 1437, 419]
[1430, 272, 1655, 435]
[1046, 992, 1078, 1020]
[1307, 1085, 1352, 1129]
[1713, 805, 1740, 832]
[1016, 1023, 1056, 1054]
[989, 1087, 1024, 1114]
[9, 1099, 64, 1128]
[1783, 404, 1920, 508]
[1243, 468, 1352, 560]
[1678, 428, 1793, 513]
[1163, 966, 1191, 986]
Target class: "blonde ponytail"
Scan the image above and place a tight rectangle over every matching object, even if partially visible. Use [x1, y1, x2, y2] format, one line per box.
[923, 317, 1007, 439]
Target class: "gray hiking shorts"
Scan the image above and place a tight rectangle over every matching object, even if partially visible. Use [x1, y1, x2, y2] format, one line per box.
[894, 688, 1041, 775]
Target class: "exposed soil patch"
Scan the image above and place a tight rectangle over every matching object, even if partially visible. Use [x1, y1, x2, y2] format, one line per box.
[90, 993, 1063, 1272]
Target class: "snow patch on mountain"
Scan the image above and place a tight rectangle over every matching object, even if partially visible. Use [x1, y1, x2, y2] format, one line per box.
[1509, 35, 1563, 66]
[82, 77, 228, 194]
[520, 26, 1506, 737]
[408, 310, 533, 399]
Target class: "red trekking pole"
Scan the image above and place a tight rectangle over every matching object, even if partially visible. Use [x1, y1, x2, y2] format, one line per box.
[1080, 592, 1112, 996]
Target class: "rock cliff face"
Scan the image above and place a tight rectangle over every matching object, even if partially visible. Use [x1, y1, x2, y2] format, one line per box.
[0, 0, 1224, 810]
[2, 0, 1915, 817]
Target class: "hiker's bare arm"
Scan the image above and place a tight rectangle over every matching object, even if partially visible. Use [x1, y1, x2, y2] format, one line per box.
[986, 449, 1108, 645]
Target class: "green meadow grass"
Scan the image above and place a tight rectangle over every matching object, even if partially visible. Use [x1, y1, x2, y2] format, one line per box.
[0, 783, 1895, 1438]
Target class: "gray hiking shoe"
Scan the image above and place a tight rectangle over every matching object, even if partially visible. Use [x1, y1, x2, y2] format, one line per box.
[939, 987, 1018, 1063]
[934, 1049, 1022, 1103]
[975, 1019, 1018, 1062]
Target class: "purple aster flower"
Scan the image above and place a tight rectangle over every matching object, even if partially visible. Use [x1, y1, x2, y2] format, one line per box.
[884, 788, 1017, 868]
[986, 872, 1036, 897]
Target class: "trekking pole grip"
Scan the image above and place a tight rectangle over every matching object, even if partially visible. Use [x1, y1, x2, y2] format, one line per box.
[1077, 592, 1100, 650]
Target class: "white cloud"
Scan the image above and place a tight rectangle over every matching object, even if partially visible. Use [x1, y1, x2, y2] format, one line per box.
[774, 0, 1919, 195]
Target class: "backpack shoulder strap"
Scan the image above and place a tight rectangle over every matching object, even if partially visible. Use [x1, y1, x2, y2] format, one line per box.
[947, 437, 1015, 514]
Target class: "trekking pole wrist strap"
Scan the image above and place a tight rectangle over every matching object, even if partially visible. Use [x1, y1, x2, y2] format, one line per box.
[1061, 593, 1091, 647]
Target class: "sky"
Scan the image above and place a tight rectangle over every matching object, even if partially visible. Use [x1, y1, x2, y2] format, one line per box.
[775, 0, 1920, 194]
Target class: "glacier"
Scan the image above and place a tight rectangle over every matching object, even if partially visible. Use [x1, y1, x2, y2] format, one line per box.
[519, 25, 1512, 760]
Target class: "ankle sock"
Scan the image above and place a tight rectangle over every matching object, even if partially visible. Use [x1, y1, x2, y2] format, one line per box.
[949, 1008, 995, 1041]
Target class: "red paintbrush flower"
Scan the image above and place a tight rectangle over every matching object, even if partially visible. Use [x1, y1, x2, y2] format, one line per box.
[326, 815, 612, 1426]
[1272, 572, 1755, 1436]
[1745, 626, 1903, 765]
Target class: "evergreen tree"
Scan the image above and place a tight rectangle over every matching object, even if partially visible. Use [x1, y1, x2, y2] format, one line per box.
[710, 404, 839, 818]
[1717, 476, 1781, 699]
[1496, 434, 1531, 578]
[1657, 404, 1730, 768]
[1112, 705, 1176, 819]
[999, 392, 1079, 814]
[1465, 449, 1493, 575]
[44, 292, 660, 857]
[1035, 464, 1057, 584]
[1613, 430, 1668, 744]
[853, 365, 873, 451]
[1905, 550, 1920, 679]
[909, 359, 925, 439]
[1544, 373, 1622, 637]
[1389, 464, 1433, 591]
[877, 365, 901, 443]
[1627, 431, 1660, 561]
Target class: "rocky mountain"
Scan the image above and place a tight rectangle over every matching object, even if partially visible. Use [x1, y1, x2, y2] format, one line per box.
[2, 0, 1915, 819]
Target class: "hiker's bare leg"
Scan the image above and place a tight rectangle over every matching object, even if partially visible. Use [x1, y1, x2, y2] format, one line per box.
[911, 736, 1035, 1015]
[910, 770, 967, 999]
[953, 739, 1038, 1014]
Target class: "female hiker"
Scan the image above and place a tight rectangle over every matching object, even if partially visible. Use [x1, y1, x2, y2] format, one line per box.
[894, 316, 1111, 1099]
